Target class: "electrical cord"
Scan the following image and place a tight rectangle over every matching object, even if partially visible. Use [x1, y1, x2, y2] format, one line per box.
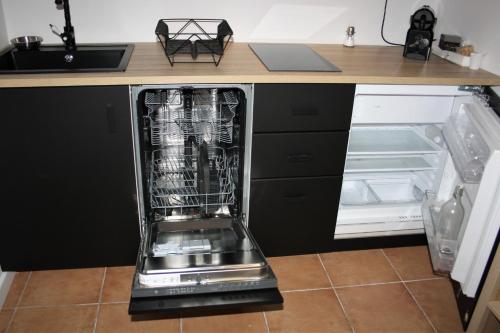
[381, 0, 405, 46]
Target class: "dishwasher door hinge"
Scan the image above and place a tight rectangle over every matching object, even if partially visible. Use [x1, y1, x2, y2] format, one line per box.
[139, 217, 147, 238]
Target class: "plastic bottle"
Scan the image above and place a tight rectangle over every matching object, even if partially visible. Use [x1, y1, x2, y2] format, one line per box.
[437, 184, 465, 255]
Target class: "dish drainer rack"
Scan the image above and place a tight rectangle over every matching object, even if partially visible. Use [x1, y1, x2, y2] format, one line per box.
[145, 89, 238, 146]
[155, 19, 233, 66]
[150, 146, 235, 215]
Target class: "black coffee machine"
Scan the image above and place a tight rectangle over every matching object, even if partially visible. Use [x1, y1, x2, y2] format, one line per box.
[403, 6, 436, 60]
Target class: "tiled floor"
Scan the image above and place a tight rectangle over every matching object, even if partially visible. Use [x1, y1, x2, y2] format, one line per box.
[0, 246, 464, 333]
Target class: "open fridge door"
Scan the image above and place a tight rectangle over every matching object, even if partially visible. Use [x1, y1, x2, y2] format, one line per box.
[423, 94, 500, 326]
[447, 96, 500, 296]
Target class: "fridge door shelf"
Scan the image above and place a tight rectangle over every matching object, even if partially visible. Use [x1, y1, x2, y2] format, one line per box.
[345, 155, 439, 173]
[421, 191, 456, 275]
[348, 126, 444, 155]
[442, 103, 490, 183]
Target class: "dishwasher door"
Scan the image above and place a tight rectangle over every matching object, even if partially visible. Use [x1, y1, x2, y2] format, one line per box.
[129, 217, 282, 315]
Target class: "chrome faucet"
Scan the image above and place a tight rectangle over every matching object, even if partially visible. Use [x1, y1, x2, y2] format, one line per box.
[50, 0, 76, 51]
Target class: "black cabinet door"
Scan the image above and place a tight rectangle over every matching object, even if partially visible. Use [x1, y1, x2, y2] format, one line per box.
[0, 86, 139, 271]
[249, 176, 342, 256]
[251, 132, 349, 179]
[253, 84, 355, 133]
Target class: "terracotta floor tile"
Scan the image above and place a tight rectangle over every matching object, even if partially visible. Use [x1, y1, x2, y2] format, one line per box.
[337, 283, 434, 333]
[101, 266, 134, 303]
[96, 303, 179, 333]
[320, 250, 399, 286]
[265, 289, 351, 333]
[2, 272, 30, 309]
[267, 254, 330, 291]
[20, 268, 104, 306]
[9, 305, 97, 333]
[0, 309, 14, 332]
[407, 279, 464, 333]
[383, 246, 439, 280]
[183, 311, 266, 333]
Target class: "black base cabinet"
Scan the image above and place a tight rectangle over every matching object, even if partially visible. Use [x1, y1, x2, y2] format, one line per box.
[249, 84, 355, 256]
[249, 177, 343, 256]
[0, 86, 139, 271]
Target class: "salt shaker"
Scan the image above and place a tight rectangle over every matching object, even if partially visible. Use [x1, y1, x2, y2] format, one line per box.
[344, 26, 355, 47]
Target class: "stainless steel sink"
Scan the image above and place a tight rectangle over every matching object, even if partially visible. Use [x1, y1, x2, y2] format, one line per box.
[0, 44, 134, 74]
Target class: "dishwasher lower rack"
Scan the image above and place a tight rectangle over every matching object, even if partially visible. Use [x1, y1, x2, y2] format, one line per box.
[145, 89, 238, 145]
[150, 146, 236, 216]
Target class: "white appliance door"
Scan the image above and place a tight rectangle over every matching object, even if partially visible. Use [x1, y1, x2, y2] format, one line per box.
[444, 95, 500, 298]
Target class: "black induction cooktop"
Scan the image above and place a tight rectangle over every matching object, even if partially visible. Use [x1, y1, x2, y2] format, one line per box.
[249, 43, 341, 72]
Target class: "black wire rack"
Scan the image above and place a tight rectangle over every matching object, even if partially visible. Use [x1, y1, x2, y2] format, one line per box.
[155, 18, 233, 66]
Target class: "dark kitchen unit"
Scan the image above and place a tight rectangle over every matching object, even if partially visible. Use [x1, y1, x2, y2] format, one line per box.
[128, 84, 282, 315]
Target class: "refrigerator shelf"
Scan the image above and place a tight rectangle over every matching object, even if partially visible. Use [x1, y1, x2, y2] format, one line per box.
[348, 127, 442, 155]
[345, 155, 437, 173]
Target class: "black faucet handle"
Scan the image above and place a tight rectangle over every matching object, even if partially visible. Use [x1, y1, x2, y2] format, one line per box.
[49, 24, 63, 38]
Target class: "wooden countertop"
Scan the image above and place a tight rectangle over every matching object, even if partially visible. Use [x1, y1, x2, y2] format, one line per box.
[1, 42, 500, 88]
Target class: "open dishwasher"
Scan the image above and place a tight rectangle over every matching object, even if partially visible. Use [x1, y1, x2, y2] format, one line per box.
[129, 85, 282, 315]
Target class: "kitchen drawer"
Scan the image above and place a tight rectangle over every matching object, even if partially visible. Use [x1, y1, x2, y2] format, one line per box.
[251, 132, 348, 178]
[249, 176, 342, 256]
[253, 84, 355, 132]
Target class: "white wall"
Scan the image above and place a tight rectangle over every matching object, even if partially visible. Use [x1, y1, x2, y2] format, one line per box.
[0, 0, 8, 48]
[1, 0, 439, 45]
[438, 0, 500, 76]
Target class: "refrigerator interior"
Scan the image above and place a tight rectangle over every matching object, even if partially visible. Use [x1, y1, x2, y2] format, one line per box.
[339, 87, 500, 300]
[336, 124, 448, 237]
[131, 86, 277, 297]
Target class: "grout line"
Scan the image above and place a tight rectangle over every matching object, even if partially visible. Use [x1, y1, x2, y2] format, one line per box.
[179, 317, 183, 333]
[335, 281, 403, 289]
[317, 254, 356, 333]
[403, 283, 438, 333]
[92, 267, 107, 333]
[6, 271, 32, 333]
[281, 287, 332, 293]
[99, 301, 130, 305]
[262, 311, 270, 333]
[402, 277, 444, 283]
[380, 250, 438, 333]
[379, 249, 403, 281]
[16, 303, 100, 309]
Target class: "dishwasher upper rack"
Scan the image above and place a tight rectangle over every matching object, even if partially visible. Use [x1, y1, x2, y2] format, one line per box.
[150, 146, 236, 214]
[145, 89, 238, 146]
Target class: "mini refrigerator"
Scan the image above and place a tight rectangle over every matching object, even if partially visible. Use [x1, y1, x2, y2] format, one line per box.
[336, 85, 500, 327]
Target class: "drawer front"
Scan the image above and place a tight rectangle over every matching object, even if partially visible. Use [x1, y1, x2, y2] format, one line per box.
[249, 176, 342, 256]
[253, 84, 355, 132]
[251, 132, 348, 178]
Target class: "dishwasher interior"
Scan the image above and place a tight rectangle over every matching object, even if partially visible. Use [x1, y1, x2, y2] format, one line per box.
[129, 85, 281, 314]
